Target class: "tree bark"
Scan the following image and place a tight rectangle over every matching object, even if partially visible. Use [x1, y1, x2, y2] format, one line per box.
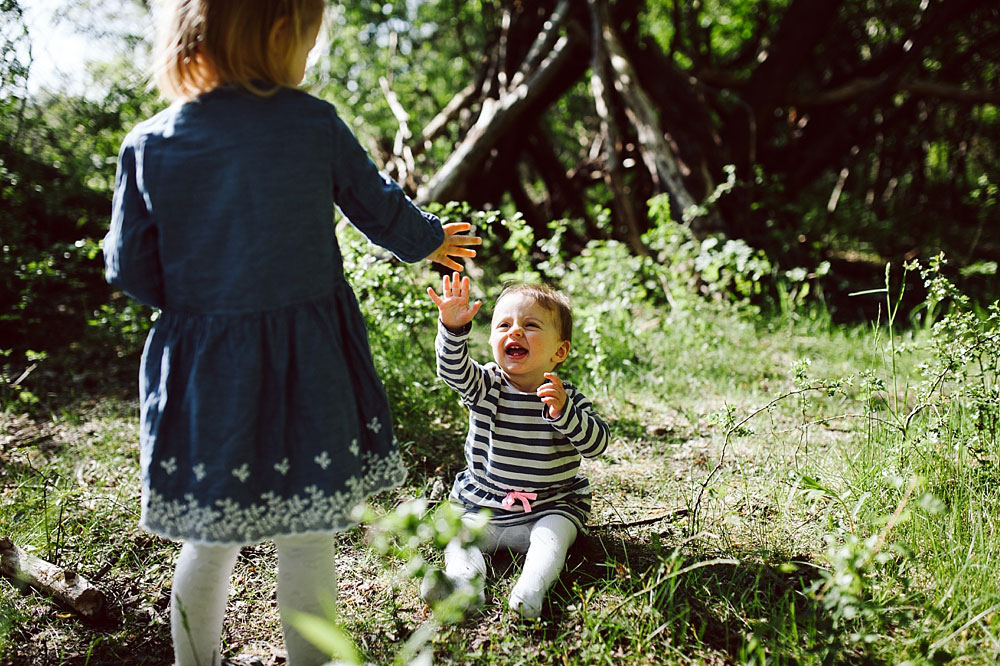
[587, 0, 647, 255]
[416, 4, 587, 205]
[595, 0, 725, 237]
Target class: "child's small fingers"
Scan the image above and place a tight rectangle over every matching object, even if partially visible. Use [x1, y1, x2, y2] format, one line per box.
[470, 300, 483, 317]
[427, 287, 442, 306]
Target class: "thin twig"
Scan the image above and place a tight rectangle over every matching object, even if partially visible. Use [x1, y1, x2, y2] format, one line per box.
[593, 508, 689, 530]
[690, 384, 838, 535]
[13, 363, 37, 386]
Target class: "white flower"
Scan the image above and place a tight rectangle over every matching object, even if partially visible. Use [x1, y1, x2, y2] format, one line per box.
[314, 451, 331, 470]
[192, 463, 206, 481]
[274, 458, 291, 476]
[232, 463, 251, 483]
[366, 417, 382, 434]
[348, 439, 360, 457]
[160, 457, 178, 475]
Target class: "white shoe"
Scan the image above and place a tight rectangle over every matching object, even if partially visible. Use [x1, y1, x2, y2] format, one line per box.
[508, 581, 544, 619]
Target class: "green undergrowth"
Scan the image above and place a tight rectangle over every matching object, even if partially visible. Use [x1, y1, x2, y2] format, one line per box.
[2, 207, 998, 664]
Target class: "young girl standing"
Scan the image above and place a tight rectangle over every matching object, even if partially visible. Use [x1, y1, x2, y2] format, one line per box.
[104, 1, 479, 664]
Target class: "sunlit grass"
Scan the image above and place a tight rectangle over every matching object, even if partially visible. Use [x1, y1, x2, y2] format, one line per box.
[2, 256, 998, 664]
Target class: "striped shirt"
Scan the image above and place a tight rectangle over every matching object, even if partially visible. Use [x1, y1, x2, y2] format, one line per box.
[436, 321, 610, 530]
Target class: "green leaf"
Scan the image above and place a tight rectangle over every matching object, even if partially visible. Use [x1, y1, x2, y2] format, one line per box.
[284, 610, 361, 664]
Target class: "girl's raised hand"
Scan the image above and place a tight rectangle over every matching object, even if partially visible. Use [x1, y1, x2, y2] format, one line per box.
[537, 372, 568, 419]
[426, 222, 482, 272]
[428, 272, 482, 331]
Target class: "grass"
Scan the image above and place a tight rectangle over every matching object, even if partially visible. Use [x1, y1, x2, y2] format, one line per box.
[2, 260, 998, 665]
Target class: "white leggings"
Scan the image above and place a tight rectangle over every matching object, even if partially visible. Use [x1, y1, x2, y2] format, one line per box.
[170, 534, 337, 666]
[444, 513, 578, 617]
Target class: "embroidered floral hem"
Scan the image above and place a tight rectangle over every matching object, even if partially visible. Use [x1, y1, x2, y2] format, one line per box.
[140, 448, 408, 545]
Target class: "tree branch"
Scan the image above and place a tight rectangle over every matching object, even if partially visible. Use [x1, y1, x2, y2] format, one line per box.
[416, 81, 477, 156]
[1, 537, 106, 619]
[508, 0, 571, 90]
[587, 0, 647, 256]
[791, 78, 1000, 107]
[593, 0, 721, 236]
[379, 76, 416, 191]
[416, 9, 586, 205]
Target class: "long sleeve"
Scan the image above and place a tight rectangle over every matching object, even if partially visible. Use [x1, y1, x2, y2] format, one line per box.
[435, 320, 489, 406]
[545, 387, 610, 458]
[329, 108, 444, 263]
[104, 137, 165, 308]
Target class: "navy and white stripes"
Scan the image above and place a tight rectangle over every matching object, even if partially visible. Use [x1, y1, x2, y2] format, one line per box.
[436, 321, 610, 530]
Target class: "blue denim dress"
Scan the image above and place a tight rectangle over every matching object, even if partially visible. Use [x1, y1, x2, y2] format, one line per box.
[104, 85, 444, 545]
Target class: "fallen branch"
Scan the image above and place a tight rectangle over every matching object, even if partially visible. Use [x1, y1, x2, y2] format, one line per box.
[379, 75, 416, 190]
[594, 0, 717, 233]
[416, 5, 586, 205]
[0, 536, 106, 619]
[508, 0, 571, 90]
[416, 81, 477, 156]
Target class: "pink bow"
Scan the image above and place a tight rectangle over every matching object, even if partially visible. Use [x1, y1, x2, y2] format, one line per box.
[501, 491, 538, 513]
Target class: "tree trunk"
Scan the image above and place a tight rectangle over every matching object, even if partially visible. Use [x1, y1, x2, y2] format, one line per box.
[587, 0, 647, 255]
[415, 7, 588, 205]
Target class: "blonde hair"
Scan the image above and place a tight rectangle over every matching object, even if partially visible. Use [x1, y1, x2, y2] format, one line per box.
[152, 0, 325, 100]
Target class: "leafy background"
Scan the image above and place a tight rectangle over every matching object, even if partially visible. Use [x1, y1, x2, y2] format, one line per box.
[1, 1, 999, 664]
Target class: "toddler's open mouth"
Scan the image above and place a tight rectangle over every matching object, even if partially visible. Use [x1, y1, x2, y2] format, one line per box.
[505, 342, 528, 359]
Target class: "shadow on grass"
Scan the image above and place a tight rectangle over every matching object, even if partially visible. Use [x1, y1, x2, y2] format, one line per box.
[535, 529, 887, 665]
[0, 589, 173, 666]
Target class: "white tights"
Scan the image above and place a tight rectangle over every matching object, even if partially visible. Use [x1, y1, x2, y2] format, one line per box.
[170, 534, 337, 666]
[438, 514, 578, 619]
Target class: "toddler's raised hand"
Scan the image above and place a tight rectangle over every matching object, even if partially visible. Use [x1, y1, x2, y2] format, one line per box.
[426, 222, 481, 272]
[537, 372, 568, 419]
[428, 272, 482, 331]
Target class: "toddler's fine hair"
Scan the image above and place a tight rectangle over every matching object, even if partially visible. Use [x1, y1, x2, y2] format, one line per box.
[497, 283, 573, 344]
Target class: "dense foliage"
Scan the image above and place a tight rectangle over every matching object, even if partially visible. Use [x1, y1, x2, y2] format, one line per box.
[1, 0, 997, 400]
[2, 3, 1000, 663]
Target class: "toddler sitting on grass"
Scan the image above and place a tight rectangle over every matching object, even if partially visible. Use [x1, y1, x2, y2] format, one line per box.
[424, 273, 610, 618]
